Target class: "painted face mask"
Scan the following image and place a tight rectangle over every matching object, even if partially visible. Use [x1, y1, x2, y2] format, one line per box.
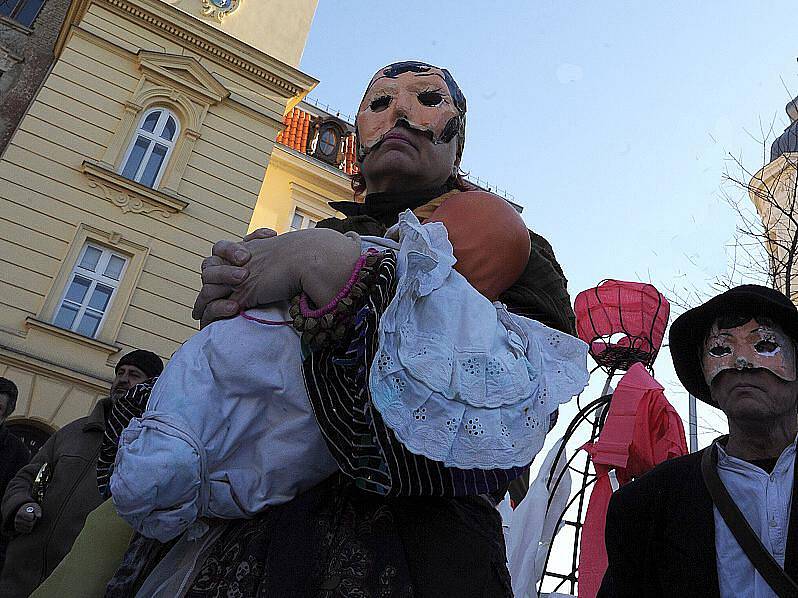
[702, 319, 797, 385]
[355, 61, 466, 162]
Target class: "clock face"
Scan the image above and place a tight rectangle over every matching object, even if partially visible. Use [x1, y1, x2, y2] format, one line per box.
[201, 0, 240, 20]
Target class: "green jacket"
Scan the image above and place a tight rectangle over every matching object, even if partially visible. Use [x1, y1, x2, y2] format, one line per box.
[30, 499, 133, 598]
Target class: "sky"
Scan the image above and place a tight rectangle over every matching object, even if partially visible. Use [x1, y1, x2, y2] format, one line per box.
[299, 1, 798, 451]
[295, 2, 798, 588]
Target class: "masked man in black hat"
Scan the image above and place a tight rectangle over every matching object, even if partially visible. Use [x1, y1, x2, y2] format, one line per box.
[0, 349, 163, 598]
[599, 284, 798, 597]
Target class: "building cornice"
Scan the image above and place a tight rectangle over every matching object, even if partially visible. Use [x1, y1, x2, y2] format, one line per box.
[55, 0, 317, 102]
[0, 344, 114, 390]
[271, 145, 354, 197]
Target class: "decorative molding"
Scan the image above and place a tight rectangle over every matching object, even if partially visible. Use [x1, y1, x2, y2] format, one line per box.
[25, 318, 122, 355]
[82, 161, 189, 218]
[137, 51, 229, 105]
[57, 0, 316, 100]
[201, 0, 242, 22]
[129, 83, 206, 131]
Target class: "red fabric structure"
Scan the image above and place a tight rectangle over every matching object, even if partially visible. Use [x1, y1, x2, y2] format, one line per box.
[574, 280, 669, 371]
[577, 363, 688, 598]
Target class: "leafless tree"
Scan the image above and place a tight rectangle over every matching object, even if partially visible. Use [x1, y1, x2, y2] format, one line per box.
[722, 113, 798, 300]
[668, 105, 798, 310]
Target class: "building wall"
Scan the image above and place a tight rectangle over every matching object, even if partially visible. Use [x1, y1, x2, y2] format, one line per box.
[0, 0, 73, 155]
[0, 0, 315, 432]
[250, 145, 352, 233]
[166, 0, 318, 69]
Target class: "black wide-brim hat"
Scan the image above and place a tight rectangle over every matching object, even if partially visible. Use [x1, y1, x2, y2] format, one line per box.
[669, 284, 798, 406]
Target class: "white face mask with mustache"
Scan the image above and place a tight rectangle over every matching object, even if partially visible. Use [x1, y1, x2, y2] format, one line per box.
[356, 69, 460, 161]
[702, 319, 797, 385]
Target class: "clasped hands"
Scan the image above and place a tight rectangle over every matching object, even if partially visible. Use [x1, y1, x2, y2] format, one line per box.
[192, 227, 361, 328]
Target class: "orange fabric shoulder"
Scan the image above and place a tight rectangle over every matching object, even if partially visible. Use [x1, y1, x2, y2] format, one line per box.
[424, 191, 531, 301]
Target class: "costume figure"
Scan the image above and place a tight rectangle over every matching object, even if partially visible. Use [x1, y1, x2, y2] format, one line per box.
[110, 189, 588, 542]
[35, 61, 582, 598]
[600, 285, 798, 598]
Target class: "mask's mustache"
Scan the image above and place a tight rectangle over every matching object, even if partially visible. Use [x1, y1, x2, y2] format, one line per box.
[712, 365, 796, 383]
[357, 116, 461, 162]
[373, 120, 433, 149]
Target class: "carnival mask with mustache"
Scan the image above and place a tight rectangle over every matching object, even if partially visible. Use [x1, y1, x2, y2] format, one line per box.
[702, 318, 797, 385]
[355, 61, 467, 162]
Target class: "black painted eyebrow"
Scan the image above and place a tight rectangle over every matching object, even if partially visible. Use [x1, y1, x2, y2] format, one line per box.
[365, 72, 447, 95]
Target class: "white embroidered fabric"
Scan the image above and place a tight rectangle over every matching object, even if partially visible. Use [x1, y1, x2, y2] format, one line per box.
[369, 211, 590, 470]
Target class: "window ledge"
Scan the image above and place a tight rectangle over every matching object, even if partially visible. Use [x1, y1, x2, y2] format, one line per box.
[25, 318, 121, 355]
[81, 161, 188, 219]
[0, 15, 33, 35]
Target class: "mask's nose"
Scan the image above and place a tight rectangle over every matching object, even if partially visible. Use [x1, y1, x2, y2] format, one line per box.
[391, 91, 413, 121]
[735, 357, 753, 370]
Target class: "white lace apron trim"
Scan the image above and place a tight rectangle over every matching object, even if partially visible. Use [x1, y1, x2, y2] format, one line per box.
[369, 211, 589, 469]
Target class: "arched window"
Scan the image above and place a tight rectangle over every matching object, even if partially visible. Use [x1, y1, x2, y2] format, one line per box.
[119, 107, 180, 189]
[6, 419, 54, 456]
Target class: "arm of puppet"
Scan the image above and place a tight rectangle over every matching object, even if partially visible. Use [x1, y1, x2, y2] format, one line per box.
[423, 191, 531, 301]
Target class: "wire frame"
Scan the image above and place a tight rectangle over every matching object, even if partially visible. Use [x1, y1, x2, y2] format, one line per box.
[537, 370, 612, 596]
[574, 279, 670, 373]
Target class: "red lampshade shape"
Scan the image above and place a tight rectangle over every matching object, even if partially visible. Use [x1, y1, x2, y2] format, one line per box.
[574, 280, 670, 372]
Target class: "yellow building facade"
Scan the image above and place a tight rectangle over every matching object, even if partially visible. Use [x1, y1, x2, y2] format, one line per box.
[0, 0, 317, 448]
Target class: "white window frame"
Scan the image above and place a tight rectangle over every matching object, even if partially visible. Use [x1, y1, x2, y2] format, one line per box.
[119, 107, 180, 189]
[52, 243, 128, 339]
[289, 207, 318, 231]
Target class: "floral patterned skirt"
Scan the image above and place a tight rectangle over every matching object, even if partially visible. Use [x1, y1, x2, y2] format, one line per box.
[183, 474, 512, 598]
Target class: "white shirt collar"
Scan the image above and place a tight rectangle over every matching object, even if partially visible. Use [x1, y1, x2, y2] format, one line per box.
[716, 434, 798, 476]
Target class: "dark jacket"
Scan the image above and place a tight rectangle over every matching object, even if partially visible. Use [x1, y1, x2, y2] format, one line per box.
[598, 448, 798, 597]
[0, 399, 109, 598]
[0, 426, 31, 573]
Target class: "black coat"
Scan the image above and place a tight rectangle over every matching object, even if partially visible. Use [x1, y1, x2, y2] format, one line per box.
[0, 426, 30, 573]
[0, 426, 30, 503]
[598, 448, 798, 597]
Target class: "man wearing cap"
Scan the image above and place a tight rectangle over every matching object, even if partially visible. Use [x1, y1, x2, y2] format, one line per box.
[599, 285, 798, 597]
[0, 349, 162, 598]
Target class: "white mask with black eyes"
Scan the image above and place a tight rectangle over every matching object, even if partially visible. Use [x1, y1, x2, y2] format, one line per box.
[702, 319, 797, 384]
